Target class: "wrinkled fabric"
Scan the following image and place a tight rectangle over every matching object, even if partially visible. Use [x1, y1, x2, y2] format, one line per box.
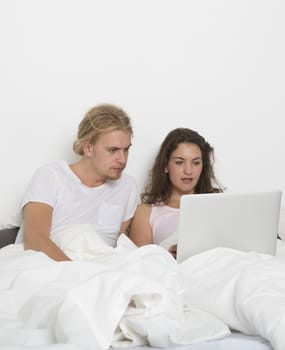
[0, 225, 285, 350]
[0, 226, 229, 350]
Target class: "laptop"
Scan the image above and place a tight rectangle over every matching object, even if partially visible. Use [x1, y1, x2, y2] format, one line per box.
[176, 190, 282, 263]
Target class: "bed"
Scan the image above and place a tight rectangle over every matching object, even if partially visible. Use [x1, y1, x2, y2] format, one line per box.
[1, 220, 285, 350]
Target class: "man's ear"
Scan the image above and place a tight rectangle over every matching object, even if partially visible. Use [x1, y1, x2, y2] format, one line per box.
[82, 142, 93, 157]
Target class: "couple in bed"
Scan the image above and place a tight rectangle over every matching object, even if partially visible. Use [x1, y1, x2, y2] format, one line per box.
[11, 105, 285, 349]
[15, 102, 222, 260]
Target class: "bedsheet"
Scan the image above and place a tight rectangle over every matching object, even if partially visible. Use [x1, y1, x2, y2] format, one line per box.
[0, 225, 285, 350]
[126, 332, 272, 350]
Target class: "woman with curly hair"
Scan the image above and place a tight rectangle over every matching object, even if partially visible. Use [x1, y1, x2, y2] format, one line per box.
[129, 127, 223, 256]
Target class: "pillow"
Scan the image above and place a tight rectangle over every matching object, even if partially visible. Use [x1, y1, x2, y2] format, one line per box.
[0, 227, 19, 248]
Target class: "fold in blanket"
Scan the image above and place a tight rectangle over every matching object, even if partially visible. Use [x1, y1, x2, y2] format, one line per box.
[1, 224, 285, 350]
[0, 225, 229, 350]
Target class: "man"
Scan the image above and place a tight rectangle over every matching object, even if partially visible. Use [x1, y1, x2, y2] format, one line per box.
[16, 104, 138, 261]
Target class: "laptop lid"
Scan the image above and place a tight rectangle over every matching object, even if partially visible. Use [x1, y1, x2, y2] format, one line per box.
[176, 190, 282, 263]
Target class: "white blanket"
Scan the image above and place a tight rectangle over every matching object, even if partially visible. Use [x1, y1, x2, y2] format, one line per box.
[180, 247, 285, 350]
[0, 225, 285, 350]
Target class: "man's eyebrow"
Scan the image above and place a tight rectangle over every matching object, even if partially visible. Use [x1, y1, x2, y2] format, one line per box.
[105, 144, 132, 150]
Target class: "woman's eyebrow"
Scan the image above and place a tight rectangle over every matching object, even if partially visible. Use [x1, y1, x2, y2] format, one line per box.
[171, 156, 185, 160]
[171, 156, 202, 160]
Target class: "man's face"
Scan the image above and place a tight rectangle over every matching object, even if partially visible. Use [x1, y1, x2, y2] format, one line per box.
[89, 129, 132, 181]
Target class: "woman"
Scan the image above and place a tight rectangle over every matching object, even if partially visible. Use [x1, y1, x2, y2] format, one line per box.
[129, 127, 223, 255]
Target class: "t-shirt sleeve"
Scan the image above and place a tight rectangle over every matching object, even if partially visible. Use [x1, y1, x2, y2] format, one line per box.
[20, 165, 59, 210]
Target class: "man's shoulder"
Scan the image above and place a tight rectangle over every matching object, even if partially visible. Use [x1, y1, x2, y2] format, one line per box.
[31, 160, 68, 183]
[35, 160, 66, 172]
[36, 160, 71, 176]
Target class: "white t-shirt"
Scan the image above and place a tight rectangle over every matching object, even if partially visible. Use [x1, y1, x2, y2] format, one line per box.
[16, 160, 138, 246]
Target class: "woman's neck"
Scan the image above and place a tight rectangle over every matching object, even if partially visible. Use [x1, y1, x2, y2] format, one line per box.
[165, 196, 181, 209]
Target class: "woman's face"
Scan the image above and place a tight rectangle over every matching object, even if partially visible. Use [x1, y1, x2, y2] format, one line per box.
[166, 142, 203, 196]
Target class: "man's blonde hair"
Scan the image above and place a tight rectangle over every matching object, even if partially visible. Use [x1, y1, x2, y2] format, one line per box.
[73, 104, 133, 156]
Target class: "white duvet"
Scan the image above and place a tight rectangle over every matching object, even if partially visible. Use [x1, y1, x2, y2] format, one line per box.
[0, 225, 285, 350]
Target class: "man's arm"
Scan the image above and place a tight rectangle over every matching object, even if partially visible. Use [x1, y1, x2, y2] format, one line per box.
[128, 204, 153, 246]
[23, 202, 71, 261]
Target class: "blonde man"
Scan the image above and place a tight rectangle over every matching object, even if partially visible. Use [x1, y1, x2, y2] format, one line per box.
[16, 104, 138, 261]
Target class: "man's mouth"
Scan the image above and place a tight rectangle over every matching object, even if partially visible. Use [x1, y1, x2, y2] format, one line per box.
[113, 167, 124, 172]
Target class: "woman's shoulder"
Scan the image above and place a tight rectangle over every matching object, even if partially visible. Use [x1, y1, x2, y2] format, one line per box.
[135, 202, 176, 217]
[136, 203, 151, 212]
[133, 203, 152, 219]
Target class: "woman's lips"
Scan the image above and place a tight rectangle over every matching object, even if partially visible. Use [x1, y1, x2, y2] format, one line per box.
[181, 177, 193, 183]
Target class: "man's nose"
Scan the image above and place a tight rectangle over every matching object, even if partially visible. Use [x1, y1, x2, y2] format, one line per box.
[117, 150, 128, 164]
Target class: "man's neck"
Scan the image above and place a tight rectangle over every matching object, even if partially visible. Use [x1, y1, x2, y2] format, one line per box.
[69, 160, 105, 188]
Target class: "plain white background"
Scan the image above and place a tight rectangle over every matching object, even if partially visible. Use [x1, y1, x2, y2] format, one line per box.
[0, 0, 284, 224]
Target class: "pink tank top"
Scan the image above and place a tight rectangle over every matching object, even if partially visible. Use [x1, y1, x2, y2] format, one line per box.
[149, 205, 179, 244]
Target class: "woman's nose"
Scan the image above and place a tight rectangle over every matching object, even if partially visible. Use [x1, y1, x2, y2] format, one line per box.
[184, 164, 193, 174]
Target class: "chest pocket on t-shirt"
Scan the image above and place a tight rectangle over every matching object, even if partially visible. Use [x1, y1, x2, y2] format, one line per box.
[98, 202, 123, 229]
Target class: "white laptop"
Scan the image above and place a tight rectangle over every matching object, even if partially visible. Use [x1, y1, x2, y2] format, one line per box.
[176, 190, 282, 263]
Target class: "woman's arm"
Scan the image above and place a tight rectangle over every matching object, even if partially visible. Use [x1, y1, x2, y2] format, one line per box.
[23, 202, 71, 261]
[118, 218, 132, 236]
[129, 204, 153, 246]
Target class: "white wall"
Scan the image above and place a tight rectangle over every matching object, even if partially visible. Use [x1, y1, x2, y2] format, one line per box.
[0, 0, 284, 224]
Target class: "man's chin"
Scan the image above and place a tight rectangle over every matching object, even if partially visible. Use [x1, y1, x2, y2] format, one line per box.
[107, 171, 123, 180]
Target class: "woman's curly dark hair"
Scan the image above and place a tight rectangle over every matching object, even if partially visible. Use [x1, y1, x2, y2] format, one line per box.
[141, 128, 223, 205]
